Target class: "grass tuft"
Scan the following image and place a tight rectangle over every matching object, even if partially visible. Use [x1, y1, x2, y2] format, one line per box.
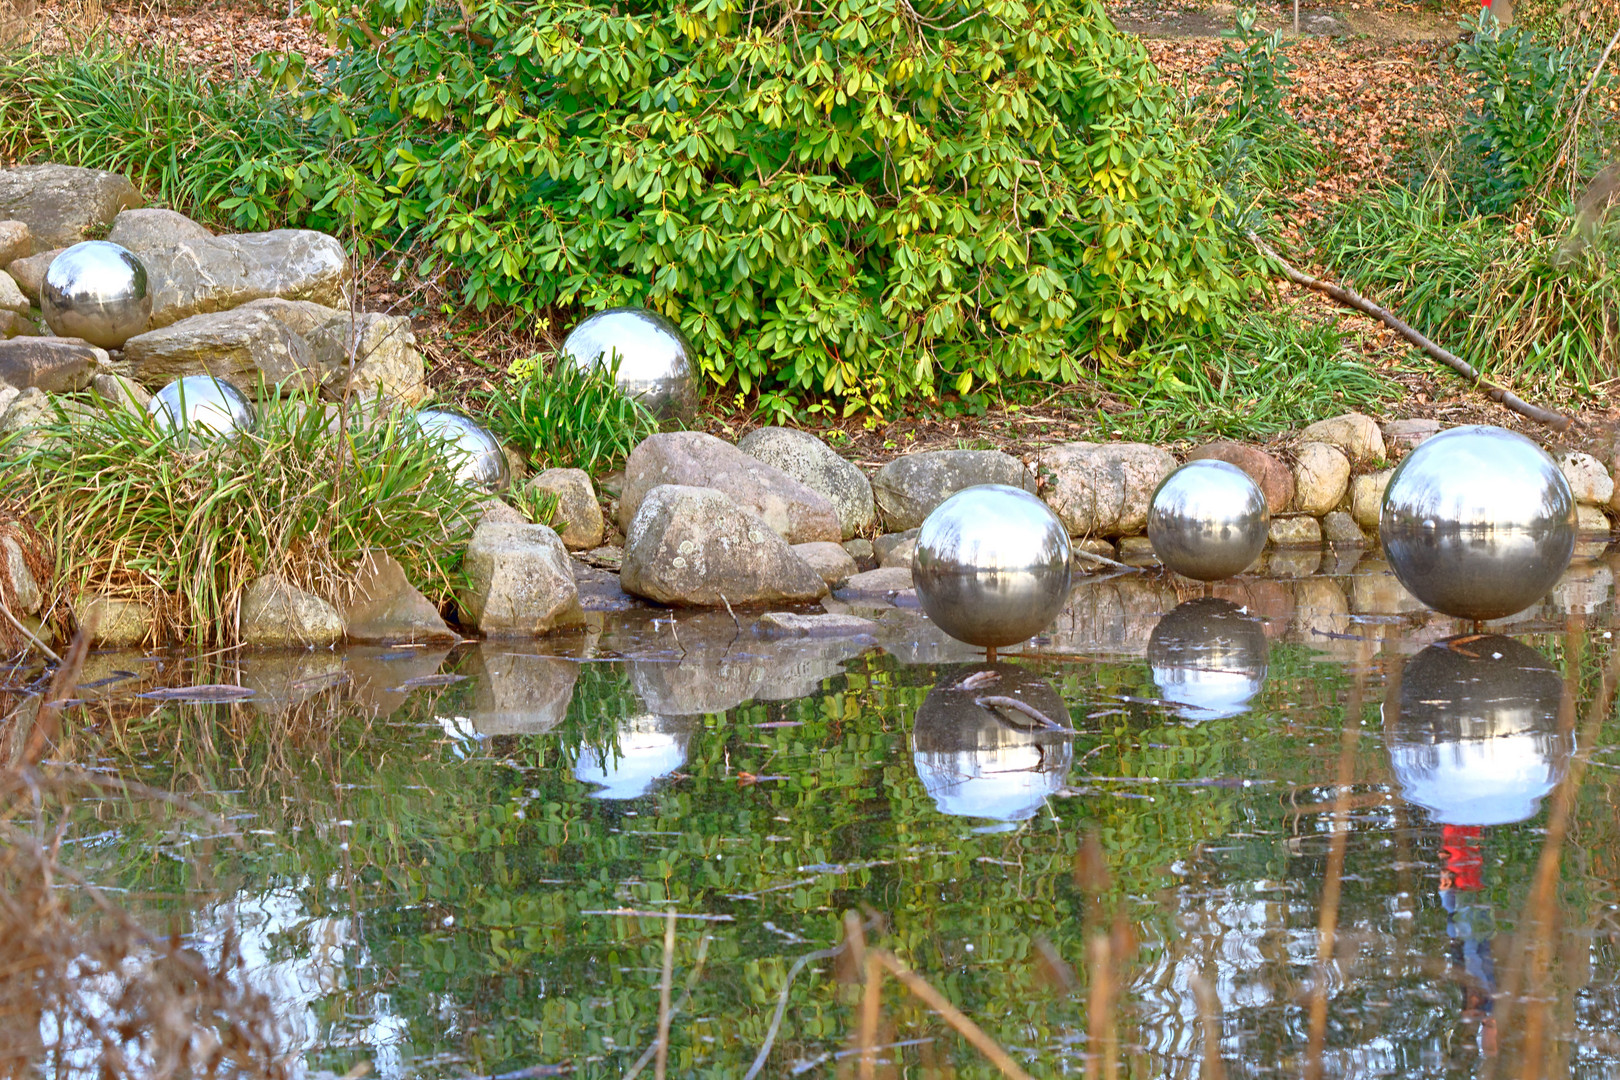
[478, 355, 662, 476]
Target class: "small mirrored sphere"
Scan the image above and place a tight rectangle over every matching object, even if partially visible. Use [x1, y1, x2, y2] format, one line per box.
[562, 307, 697, 423]
[406, 407, 511, 493]
[1148, 460, 1270, 581]
[912, 664, 1073, 827]
[41, 240, 153, 349]
[574, 715, 692, 800]
[146, 376, 255, 442]
[1384, 636, 1571, 826]
[913, 484, 1073, 649]
[1147, 598, 1269, 721]
[1380, 425, 1576, 621]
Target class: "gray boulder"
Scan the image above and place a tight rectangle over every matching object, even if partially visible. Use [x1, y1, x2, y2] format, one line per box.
[1350, 469, 1394, 531]
[0, 310, 36, 338]
[341, 550, 458, 643]
[0, 338, 104, 392]
[833, 566, 916, 604]
[5, 247, 63, 303]
[619, 431, 840, 544]
[239, 573, 344, 647]
[737, 425, 876, 538]
[871, 449, 1035, 531]
[875, 529, 917, 568]
[308, 312, 425, 402]
[2, 534, 42, 614]
[106, 207, 212, 252]
[620, 484, 828, 606]
[233, 297, 344, 338]
[754, 611, 878, 639]
[1290, 441, 1351, 516]
[123, 308, 320, 393]
[1038, 442, 1176, 537]
[0, 164, 143, 253]
[1301, 412, 1385, 465]
[0, 268, 28, 315]
[120, 228, 348, 330]
[791, 540, 858, 586]
[90, 371, 150, 413]
[459, 521, 586, 637]
[526, 468, 605, 550]
[73, 592, 153, 648]
[0, 386, 50, 442]
[0, 221, 31, 267]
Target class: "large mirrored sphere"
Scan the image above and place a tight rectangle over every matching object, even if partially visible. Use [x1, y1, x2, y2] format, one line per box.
[1148, 460, 1269, 581]
[1384, 635, 1571, 826]
[41, 240, 153, 349]
[406, 407, 511, 493]
[147, 376, 255, 442]
[574, 714, 692, 800]
[912, 664, 1073, 827]
[913, 484, 1073, 649]
[1147, 598, 1269, 721]
[1380, 425, 1575, 621]
[561, 307, 697, 424]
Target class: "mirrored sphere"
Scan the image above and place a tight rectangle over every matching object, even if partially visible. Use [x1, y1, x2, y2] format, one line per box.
[912, 664, 1073, 827]
[561, 307, 697, 423]
[41, 240, 153, 349]
[1147, 598, 1269, 721]
[405, 407, 511, 493]
[574, 715, 692, 800]
[1148, 460, 1269, 581]
[913, 484, 1073, 649]
[146, 376, 255, 442]
[1380, 425, 1576, 621]
[1384, 636, 1571, 826]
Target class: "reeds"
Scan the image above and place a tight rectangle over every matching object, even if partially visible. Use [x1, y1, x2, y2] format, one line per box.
[478, 354, 663, 475]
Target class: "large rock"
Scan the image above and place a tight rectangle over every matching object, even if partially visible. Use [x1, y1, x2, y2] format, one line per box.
[0, 309, 36, 339]
[871, 449, 1035, 531]
[618, 431, 840, 544]
[341, 550, 458, 643]
[526, 468, 604, 550]
[2, 534, 42, 615]
[1187, 441, 1293, 514]
[0, 386, 49, 441]
[5, 247, 63, 303]
[106, 207, 212, 252]
[620, 484, 828, 606]
[91, 371, 150, 413]
[123, 308, 320, 393]
[1038, 442, 1176, 538]
[1557, 450, 1614, 506]
[0, 338, 104, 392]
[0, 221, 30, 268]
[0, 269, 28, 316]
[1321, 510, 1367, 546]
[0, 165, 142, 253]
[1301, 412, 1385, 465]
[1381, 418, 1440, 454]
[308, 312, 425, 402]
[459, 522, 586, 637]
[239, 573, 344, 647]
[1290, 441, 1351, 516]
[1350, 469, 1394, 531]
[118, 229, 348, 330]
[791, 541, 858, 586]
[73, 592, 153, 648]
[1268, 516, 1322, 548]
[737, 426, 876, 539]
[233, 297, 345, 338]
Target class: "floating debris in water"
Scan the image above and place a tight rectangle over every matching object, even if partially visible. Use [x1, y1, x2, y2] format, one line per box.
[135, 684, 254, 702]
[392, 673, 469, 691]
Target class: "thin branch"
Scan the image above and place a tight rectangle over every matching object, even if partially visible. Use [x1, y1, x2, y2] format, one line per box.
[1555, 23, 1620, 196]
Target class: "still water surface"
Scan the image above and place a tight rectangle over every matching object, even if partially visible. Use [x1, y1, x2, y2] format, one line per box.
[13, 552, 1620, 1078]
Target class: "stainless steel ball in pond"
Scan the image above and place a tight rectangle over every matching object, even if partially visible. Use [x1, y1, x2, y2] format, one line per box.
[41, 240, 153, 349]
[407, 408, 511, 493]
[561, 307, 697, 423]
[147, 376, 255, 442]
[1380, 425, 1576, 621]
[1147, 459, 1269, 581]
[912, 484, 1073, 649]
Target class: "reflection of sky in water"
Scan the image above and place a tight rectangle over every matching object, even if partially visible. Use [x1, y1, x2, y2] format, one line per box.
[1151, 665, 1265, 721]
[574, 714, 688, 799]
[1387, 731, 1565, 826]
[914, 743, 1065, 825]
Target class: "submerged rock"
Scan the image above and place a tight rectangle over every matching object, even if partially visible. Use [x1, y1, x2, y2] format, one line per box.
[753, 611, 878, 639]
[459, 521, 586, 637]
[0, 164, 143, 253]
[737, 425, 876, 538]
[871, 449, 1035, 531]
[341, 550, 458, 643]
[239, 573, 344, 647]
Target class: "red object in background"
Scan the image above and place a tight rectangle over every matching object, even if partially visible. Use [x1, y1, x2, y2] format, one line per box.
[1441, 825, 1485, 892]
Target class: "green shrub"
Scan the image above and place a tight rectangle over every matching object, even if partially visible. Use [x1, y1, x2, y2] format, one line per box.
[1200, 8, 1318, 198]
[478, 356, 661, 475]
[0, 390, 484, 645]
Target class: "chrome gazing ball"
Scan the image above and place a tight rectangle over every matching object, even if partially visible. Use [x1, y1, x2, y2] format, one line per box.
[406, 407, 511, 493]
[1147, 460, 1269, 581]
[912, 664, 1073, 826]
[561, 307, 697, 424]
[1380, 425, 1575, 621]
[41, 240, 153, 349]
[1147, 598, 1269, 721]
[147, 376, 255, 443]
[1384, 636, 1571, 826]
[912, 484, 1073, 649]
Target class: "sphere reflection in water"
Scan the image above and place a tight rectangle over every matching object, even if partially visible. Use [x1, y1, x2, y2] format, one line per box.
[1380, 425, 1576, 621]
[1146, 598, 1269, 721]
[147, 376, 255, 442]
[41, 240, 152, 349]
[561, 307, 697, 423]
[406, 407, 511, 493]
[574, 715, 692, 800]
[1384, 636, 1571, 826]
[912, 484, 1072, 649]
[1147, 460, 1269, 581]
[911, 664, 1073, 828]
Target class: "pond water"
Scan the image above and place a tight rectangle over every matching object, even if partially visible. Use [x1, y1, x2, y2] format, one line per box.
[10, 549, 1620, 1079]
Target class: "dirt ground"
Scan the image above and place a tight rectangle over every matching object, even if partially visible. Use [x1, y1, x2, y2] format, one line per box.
[39, 0, 1617, 464]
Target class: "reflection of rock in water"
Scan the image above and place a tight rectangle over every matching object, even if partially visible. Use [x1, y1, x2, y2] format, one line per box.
[1384, 635, 1572, 826]
[1147, 598, 1268, 721]
[345, 646, 456, 718]
[464, 648, 579, 735]
[574, 714, 692, 799]
[911, 664, 1073, 824]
